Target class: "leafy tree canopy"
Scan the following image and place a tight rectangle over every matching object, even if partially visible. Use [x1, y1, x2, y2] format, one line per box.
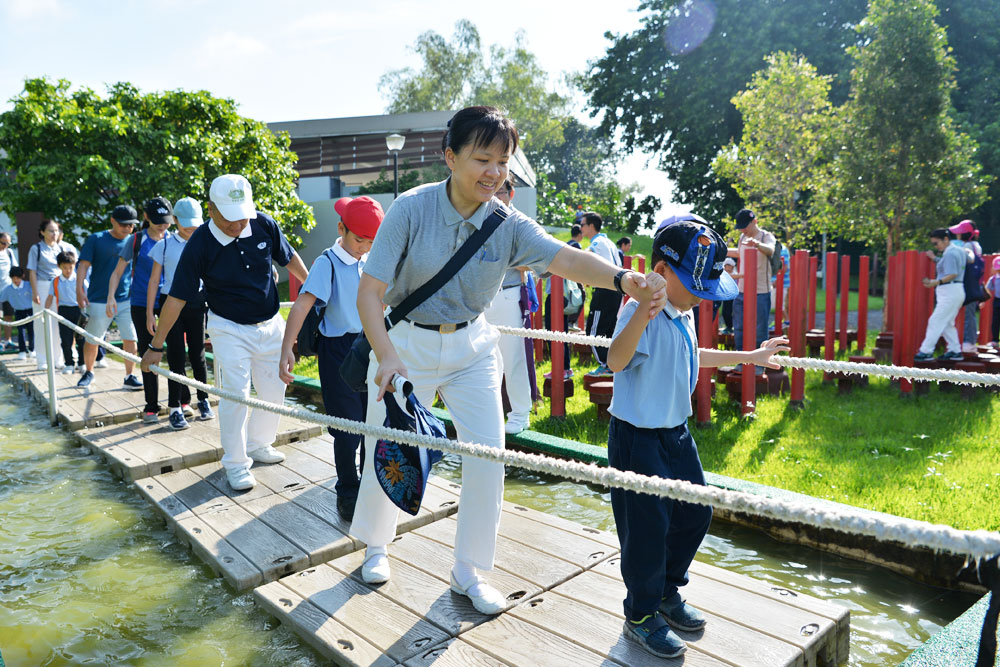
[0, 78, 314, 246]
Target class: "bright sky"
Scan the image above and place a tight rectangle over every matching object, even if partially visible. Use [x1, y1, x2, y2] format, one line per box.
[0, 0, 688, 222]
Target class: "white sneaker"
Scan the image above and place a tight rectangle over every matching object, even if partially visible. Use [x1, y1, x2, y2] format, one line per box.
[28, 350, 36, 358]
[450, 571, 506, 615]
[17, 352, 26, 360]
[248, 445, 285, 464]
[962, 342, 977, 353]
[504, 415, 529, 435]
[61, 365, 74, 374]
[95, 358, 109, 368]
[361, 552, 391, 584]
[76, 365, 85, 373]
[226, 467, 256, 491]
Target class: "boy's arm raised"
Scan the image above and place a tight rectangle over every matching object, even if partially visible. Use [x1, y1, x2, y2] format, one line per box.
[607, 301, 652, 373]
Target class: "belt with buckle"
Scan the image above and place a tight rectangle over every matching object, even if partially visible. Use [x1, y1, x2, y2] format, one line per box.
[403, 317, 471, 334]
[502, 284, 521, 291]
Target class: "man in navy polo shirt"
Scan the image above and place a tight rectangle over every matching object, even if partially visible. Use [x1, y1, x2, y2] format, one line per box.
[141, 175, 308, 491]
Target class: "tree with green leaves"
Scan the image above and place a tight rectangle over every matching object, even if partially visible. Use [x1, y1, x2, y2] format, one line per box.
[712, 52, 835, 247]
[831, 0, 990, 256]
[0, 78, 314, 246]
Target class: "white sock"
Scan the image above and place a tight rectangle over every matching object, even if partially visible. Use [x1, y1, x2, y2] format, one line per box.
[452, 560, 478, 587]
[365, 545, 387, 560]
[171, 407, 182, 416]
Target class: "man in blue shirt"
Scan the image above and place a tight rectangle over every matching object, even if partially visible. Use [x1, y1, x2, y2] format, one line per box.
[77, 205, 140, 388]
[141, 175, 308, 491]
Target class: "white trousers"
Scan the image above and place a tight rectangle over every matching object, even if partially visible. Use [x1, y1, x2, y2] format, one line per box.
[32, 279, 59, 369]
[484, 287, 532, 420]
[918, 283, 965, 354]
[207, 312, 287, 473]
[350, 316, 505, 570]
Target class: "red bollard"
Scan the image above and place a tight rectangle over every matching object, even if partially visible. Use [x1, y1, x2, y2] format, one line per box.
[900, 251, 919, 393]
[791, 250, 809, 405]
[550, 277, 565, 417]
[696, 299, 713, 426]
[742, 247, 758, 416]
[288, 274, 301, 301]
[839, 255, 850, 353]
[808, 255, 818, 330]
[891, 253, 905, 368]
[637, 256, 646, 273]
[857, 256, 870, 353]
[824, 252, 838, 379]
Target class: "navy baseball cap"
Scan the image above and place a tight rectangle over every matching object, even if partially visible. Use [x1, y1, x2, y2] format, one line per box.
[734, 208, 756, 229]
[654, 221, 738, 301]
[111, 204, 138, 224]
[144, 196, 174, 225]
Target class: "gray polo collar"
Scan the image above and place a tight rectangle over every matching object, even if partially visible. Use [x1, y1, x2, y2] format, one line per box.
[437, 178, 490, 229]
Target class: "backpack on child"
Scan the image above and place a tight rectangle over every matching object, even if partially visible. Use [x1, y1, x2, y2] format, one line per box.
[295, 252, 334, 357]
[963, 250, 987, 305]
[769, 239, 784, 277]
[564, 278, 584, 316]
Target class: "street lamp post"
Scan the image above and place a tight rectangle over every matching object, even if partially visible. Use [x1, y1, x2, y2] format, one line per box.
[386, 133, 406, 199]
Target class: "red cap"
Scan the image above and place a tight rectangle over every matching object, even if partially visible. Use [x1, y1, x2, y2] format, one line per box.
[334, 196, 384, 239]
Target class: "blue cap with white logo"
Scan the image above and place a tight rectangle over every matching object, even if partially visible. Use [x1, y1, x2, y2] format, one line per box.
[654, 221, 738, 301]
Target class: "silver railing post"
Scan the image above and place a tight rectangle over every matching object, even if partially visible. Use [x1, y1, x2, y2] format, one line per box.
[43, 309, 59, 425]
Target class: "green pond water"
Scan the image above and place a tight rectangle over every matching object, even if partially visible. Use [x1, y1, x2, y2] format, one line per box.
[0, 383, 980, 666]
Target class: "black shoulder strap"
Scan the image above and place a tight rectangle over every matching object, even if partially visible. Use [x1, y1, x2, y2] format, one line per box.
[387, 206, 509, 327]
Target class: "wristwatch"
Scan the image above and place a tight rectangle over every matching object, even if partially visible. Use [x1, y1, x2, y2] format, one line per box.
[613, 269, 630, 294]
[147, 344, 164, 353]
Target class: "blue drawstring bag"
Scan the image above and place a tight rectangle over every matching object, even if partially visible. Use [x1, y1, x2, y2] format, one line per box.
[374, 376, 445, 516]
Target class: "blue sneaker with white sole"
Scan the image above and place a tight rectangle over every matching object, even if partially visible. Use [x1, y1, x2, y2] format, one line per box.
[659, 594, 706, 632]
[623, 613, 686, 658]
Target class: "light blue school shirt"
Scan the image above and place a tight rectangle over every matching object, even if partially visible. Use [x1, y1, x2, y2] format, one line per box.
[937, 242, 966, 283]
[120, 231, 168, 308]
[49, 272, 85, 307]
[1, 281, 33, 311]
[609, 298, 698, 429]
[149, 233, 189, 295]
[301, 239, 365, 337]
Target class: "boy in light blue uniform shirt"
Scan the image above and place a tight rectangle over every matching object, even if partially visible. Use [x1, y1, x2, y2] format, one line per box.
[44, 251, 86, 372]
[607, 221, 788, 659]
[280, 196, 384, 522]
[2, 266, 35, 358]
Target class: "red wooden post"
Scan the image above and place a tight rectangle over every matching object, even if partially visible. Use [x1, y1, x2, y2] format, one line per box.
[857, 256, 870, 353]
[774, 266, 785, 336]
[885, 254, 896, 337]
[790, 250, 808, 405]
[742, 247, 758, 416]
[900, 251, 918, 393]
[891, 253, 906, 368]
[808, 255, 818, 330]
[533, 278, 544, 360]
[637, 256, 646, 273]
[696, 299, 713, 426]
[551, 277, 565, 417]
[288, 274, 301, 301]
[839, 255, 850, 353]
[824, 252, 838, 378]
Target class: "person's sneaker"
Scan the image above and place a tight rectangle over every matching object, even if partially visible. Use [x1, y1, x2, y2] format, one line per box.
[361, 550, 391, 584]
[168, 410, 190, 431]
[659, 595, 706, 632]
[28, 350, 36, 358]
[75, 364, 85, 374]
[248, 445, 285, 464]
[586, 364, 613, 378]
[962, 342, 978, 353]
[913, 351, 934, 361]
[939, 350, 964, 361]
[142, 410, 159, 424]
[123, 374, 143, 390]
[196, 399, 215, 421]
[336, 495, 356, 522]
[226, 467, 256, 491]
[95, 358, 109, 368]
[61, 365, 75, 375]
[17, 351, 27, 361]
[450, 570, 506, 615]
[77, 370, 94, 387]
[181, 403, 195, 418]
[622, 614, 686, 659]
[504, 415, 529, 435]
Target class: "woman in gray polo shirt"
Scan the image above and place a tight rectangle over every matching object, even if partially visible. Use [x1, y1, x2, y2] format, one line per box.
[353, 105, 668, 615]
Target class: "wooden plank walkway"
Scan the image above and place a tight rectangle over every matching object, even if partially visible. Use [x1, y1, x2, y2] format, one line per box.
[0, 353, 170, 430]
[255, 501, 848, 666]
[77, 413, 321, 481]
[137, 443, 462, 591]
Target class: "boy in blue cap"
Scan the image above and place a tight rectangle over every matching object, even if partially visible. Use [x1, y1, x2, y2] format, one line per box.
[607, 221, 788, 658]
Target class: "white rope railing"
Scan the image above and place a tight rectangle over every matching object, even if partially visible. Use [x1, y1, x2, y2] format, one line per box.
[4, 311, 43, 327]
[27, 307, 1000, 560]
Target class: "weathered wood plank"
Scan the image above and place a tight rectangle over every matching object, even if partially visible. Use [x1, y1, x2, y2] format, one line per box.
[401, 638, 507, 667]
[502, 501, 619, 549]
[495, 510, 614, 569]
[556, 569, 805, 667]
[254, 580, 392, 667]
[509, 590, 728, 667]
[174, 513, 263, 590]
[460, 609, 613, 667]
[241, 492, 355, 567]
[279, 483, 356, 539]
[154, 468, 234, 518]
[277, 443, 338, 483]
[271, 562, 451, 662]
[134, 476, 193, 522]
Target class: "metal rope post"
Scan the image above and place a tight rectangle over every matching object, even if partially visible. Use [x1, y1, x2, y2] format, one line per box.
[42, 309, 58, 425]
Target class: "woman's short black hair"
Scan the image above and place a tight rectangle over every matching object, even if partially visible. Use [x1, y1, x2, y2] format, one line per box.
[38, 218, 60, 238]
[570, 224, 582, 238]
[617, 236, 632, 249]
[929, 228, 953, 241]
[442, 106, 519, 156]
